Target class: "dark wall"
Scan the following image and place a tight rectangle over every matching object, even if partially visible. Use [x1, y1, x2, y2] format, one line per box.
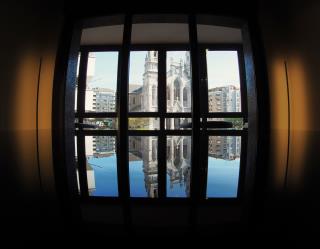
[257, 0, 320, 240]
[0, 0, 65, 246]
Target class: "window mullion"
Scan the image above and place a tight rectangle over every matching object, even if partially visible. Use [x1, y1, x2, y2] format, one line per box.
[76, 51, 89, 197]
[118, 14, 132, 202]
[188, 14, 201, 200]
[158, 49, 166, 198]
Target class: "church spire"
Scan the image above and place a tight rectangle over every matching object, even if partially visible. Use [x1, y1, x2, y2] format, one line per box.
[144, 50, 158, 74]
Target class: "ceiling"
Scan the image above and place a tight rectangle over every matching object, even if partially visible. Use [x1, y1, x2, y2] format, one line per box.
[80, 23, 242, 45]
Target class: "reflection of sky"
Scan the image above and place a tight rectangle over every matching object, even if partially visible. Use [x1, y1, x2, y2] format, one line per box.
[206, 157, 240, 198]
[206, 51, 240, 88]
[166, 172, 188, 198]
[88, 155, 118, 197]
[129, 160, 148, 197]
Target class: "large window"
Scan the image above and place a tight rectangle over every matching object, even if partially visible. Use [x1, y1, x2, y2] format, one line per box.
[74, 14, 247, 201]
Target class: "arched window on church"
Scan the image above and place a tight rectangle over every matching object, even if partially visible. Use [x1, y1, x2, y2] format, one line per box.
[183, 138, 189, 159]
[167, 145, 171, 160]
[152, 139, 157, 161]
[174, 79, 180, 101]
[167, 87, 170, 101]
[152, 86, 157, 106]
[183, 87, 188, 107]
[174, 118, 180, 129]
[174, 144, 181, 168]
[165, 118, 171, 130]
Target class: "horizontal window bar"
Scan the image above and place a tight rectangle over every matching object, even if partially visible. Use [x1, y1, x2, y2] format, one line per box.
[128, 112, 159, 117]
[199, 44, 243, 50]
[80, 44, 191, 52]
[80, 45, 121, 52]
[130, 44, 190, 50]
[75, 130, 118, 136]
[204, 130, 246, 136]
[128, 130, 193, 136]
[203, 112, 244, 118]
[76, 112, 118, 118]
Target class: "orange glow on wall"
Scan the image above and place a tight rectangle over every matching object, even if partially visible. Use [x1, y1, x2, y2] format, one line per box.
[11, 51, 38, 191]
[286, 56, 310, 191]
[266, 57, 289, 190]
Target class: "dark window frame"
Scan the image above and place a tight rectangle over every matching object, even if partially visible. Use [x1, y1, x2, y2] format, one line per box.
[74, 17, 249, 205]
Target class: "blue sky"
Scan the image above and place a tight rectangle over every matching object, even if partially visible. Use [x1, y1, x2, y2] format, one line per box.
[86, 50, 240, 90]
[206, 50, 240, 88]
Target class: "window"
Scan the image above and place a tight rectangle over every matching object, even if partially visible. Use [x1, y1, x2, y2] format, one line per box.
[74, 14, 248, 202]
[129, 51, 158, 112]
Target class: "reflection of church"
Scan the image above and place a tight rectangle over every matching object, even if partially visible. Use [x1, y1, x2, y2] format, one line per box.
[129, 136, 159, 198]
[166, 136, 191, 196]
[129, 136, 192, 197]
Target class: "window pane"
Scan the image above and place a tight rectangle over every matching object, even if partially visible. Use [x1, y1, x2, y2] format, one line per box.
[129, 51, 158, 112]
[85, 136, 118, 197]
[129, 118, 159, 130]
[207, 136, 241, 198]
[166, 51, 191, 113]
[166, 136, 191, 198]
[129, 136, 158, 198]
[165, 118, 192, 130]
[206, 51, 241, 112]
[85, 52, 118, 112]
[80, 118, 117, 130]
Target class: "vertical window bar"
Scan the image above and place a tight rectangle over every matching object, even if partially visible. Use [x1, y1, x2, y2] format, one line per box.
[188, 14, 201, 230]
[198, 48, 208, 128]
[77, 134, 89, 197]
[237, 133, 247, 200]
[118, 14, 132, 201]
[77, 51, 89, 197]
[199, 130, 209, 198]
[158, 49, 166, 198]
[237, 48, 248, 123]
[188, 14, 201, 199]
[77, 51, 88, 122]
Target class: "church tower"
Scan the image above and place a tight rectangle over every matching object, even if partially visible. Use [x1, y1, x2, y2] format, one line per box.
[184, 51, 191, 78]
[143, 51, 158, 112]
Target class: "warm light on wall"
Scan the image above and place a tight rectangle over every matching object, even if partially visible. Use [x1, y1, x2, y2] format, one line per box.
[12, 50, 40, 192]
[268, 54, 311, 192]
[269, 57, 290, 190]
[11, 49, 57, 195]
[286, 55, 310, 191]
